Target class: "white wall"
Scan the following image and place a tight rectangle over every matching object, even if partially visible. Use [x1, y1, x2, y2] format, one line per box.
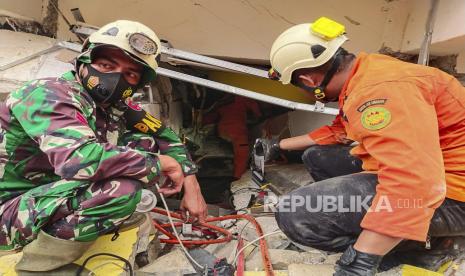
[0, 0, 44, 21]
[54, 0, 408, 60]
[401, 0, 465, 57]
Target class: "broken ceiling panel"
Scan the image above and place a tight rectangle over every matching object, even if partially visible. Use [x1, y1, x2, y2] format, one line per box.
[0, 30, 74, 96]
[54, 0, 406, 61]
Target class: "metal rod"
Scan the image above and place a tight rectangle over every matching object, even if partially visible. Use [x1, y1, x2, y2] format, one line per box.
[418, 0, 440, 65]
[66, 25, 268, 77]
[50, 41, 338, 115]
[156, 67, 339, 115]
[160, 46, 269, 78]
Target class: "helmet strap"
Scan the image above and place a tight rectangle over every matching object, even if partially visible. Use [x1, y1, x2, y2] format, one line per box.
[298, 49, 343, 101]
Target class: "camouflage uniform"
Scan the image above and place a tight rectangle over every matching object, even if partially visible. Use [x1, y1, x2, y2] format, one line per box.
[0, 71, 197, 251]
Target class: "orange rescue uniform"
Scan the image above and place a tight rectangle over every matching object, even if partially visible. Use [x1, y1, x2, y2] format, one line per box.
[309, 53, 465, 241]
[217, 96, 261, 179]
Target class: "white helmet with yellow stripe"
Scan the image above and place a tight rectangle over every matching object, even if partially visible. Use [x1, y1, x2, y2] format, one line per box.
[269, 17, 348, 85]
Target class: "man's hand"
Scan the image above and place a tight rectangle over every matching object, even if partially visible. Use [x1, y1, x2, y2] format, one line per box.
[180, 175, 208, 223]
[254, 138, 281, 162]
[157, 155, 184, 196]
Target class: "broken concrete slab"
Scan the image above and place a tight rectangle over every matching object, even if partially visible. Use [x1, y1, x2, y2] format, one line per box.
[137, 248, 196, 275]
[230, 171, 261, 211]
[235, 216, 282, 241]
[288, 263, 335, 276]
[444, 256, 465, 275]
[376, 266, 402, 276]
[323, 253, 342, 265]
[0, 30, 73, 95]
[245, 249, 326, 271]
[204, 239, 239, 264]
[265, 164, 314, 196]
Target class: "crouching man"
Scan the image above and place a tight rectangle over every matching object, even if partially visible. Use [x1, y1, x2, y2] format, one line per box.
[261, 17, 465, 275]
[0, 20, 206, 272]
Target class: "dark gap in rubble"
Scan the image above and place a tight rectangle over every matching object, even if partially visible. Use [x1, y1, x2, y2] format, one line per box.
[379, 46, 458, 75]
[142, 64, 289, 209]
[41, 0, 59, 37]
[0, 0, 58, 37]
[0, 17, 48, 36]
[379, 47, 465, 86]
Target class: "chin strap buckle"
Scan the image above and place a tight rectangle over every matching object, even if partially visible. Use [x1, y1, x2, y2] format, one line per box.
[314, 87, 326, 100]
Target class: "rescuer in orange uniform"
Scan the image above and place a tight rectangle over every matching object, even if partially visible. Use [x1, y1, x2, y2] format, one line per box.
[217, 95, 261, 179]
[257, 17, 465, 275]
[204, 95, 261, 179]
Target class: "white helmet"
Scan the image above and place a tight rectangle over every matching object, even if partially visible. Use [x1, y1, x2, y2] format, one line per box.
[269, 17, 348, 85]
[79, 20, 161, 85]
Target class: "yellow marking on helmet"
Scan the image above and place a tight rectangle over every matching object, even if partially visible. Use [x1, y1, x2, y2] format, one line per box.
[311, 17, 346, 40]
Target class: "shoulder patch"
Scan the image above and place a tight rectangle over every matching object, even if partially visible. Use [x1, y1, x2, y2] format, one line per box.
[361, 107, 391, 130]
[357, 99, 387, 112]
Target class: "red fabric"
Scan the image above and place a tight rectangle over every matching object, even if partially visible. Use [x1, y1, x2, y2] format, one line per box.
[216, 96, 261, 179]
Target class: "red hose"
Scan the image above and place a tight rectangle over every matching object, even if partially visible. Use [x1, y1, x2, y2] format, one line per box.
[211, 214, 274, 276]
[236, 237, 245, 276]
[151, 208, 274, 276]
[152, 208, 232, 245]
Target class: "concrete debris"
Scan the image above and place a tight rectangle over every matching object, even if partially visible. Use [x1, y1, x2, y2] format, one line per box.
[379, 46, 458, 75]
[444, 257, 465, 275]
[0, 12, 48, 36]
[136, 248, 196, 275]
[289, 240, 322, 253]
[204, 239, 239, 264]
[0, 30, 73, 95]
[233, 216, 290, 250]
[265, 231, 292, 250]
[265, 164, 314, 195]
[245, 249, 326, 270]
[230, 170, 260, 210]
[41, 0, 58, 37]
[288, 263, 335, 275]
[376, 266, 402, 276]
[323, 253, 343, 265]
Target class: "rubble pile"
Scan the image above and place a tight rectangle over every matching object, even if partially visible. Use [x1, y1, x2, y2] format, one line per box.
[136, 164, 465, 275]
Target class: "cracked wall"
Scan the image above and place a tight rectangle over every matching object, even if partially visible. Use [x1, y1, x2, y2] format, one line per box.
[52, 0, 406, 61]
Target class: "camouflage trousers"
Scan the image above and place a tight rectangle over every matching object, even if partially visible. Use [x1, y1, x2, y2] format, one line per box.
[0, 177, 142, 251]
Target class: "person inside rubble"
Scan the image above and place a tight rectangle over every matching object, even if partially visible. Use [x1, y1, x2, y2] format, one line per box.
[256, 17, 465, 275]
[203, 94, 262, 179]
[0, 20, 207, 272]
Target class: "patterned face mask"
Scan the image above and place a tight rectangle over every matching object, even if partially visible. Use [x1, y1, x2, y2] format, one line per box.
[80, 64, 136, 105]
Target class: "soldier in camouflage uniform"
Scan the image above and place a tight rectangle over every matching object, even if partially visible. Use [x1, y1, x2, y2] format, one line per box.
[0, 20, 207, 271]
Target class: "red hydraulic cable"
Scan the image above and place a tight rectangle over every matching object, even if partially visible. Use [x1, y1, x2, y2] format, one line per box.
[152, 219, 177, 240]
[236, 237, 245, 276]
[208, 214, 274, 276]
[151, 208, 274, 276]
[152, 208, 232, 245]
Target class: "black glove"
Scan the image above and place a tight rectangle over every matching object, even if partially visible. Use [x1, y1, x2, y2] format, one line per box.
[254, 138, 280, 162]
[334, 245, 383, 276]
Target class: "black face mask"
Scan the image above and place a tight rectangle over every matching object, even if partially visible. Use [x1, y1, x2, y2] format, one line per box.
[80, 64, 137, 105]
